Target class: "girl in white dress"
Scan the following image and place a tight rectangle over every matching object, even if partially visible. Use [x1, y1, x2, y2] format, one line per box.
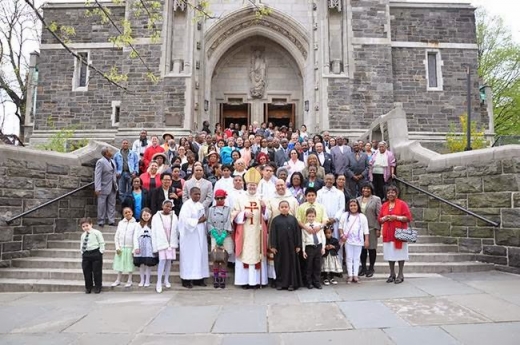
[339, 199, 369, 283]
[151, 200, 179, 293]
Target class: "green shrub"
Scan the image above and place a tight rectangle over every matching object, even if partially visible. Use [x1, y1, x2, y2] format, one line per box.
[446, 114, 488, 152]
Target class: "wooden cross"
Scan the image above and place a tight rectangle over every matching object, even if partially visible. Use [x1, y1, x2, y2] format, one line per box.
[244, 202, 259, 225]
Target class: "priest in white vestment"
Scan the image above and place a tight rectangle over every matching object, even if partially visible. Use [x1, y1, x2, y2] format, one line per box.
[233, 168, 269, 288]
[178, 187, 210, 288]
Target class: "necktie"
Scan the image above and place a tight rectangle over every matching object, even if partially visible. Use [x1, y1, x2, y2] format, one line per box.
[82, 232, 90, 252]
[311, 223, 319, 245]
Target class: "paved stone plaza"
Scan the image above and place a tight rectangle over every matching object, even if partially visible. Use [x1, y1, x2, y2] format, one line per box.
[0, 271, 519, 345]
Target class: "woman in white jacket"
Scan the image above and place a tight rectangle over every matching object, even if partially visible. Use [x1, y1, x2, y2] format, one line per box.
[151, 199, 179, 293]
[112, 207, 138, 288]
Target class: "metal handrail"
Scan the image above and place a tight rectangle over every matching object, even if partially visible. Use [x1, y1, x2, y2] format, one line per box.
[394, 177, 500, 227]
[5, 182, 95, 225]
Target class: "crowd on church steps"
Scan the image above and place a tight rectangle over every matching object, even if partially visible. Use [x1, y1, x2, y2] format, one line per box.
[83, 121, 411, 294]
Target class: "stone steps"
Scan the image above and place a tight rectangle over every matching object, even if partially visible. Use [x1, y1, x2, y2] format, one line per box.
[0, 273, 445, 293]
[0, 228, 495, 293]
[46, 240, 461, 253]
[24, 251, 477, 266]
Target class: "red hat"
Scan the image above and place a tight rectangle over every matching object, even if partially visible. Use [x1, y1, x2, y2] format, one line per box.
[214, 189, 227, 198]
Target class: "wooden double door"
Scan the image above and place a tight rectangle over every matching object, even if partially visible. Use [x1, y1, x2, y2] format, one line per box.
[220, 103, 295, 128]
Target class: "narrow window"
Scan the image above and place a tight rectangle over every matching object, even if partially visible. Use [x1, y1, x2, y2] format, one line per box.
[112, 101, 121, 126]
[427, 52, 438, 88]
[74, 52, 89, 90]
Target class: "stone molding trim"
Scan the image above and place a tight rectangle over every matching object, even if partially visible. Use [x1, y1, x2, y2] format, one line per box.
[44, 0, 125, 9]
[40, 38, 159, 50]
[391, 41, 478, 50]
[205, 7, 310, 60]
[389, 1, 474, 10]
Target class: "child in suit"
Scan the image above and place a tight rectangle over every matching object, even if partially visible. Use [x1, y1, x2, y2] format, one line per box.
[80, 217, 105, 294]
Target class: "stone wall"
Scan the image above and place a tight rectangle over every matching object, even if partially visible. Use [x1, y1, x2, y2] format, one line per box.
[0, 142, 109, 266]
[361, 105, 520, 271]
[397, 159, 520, 270]
[391, 47, 483, 133]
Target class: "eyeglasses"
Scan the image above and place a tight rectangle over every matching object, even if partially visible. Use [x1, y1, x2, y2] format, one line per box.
[215, 197, 225, 200]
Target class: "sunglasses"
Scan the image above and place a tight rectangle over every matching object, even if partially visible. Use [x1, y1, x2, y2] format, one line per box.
[215, 197, 225, 200]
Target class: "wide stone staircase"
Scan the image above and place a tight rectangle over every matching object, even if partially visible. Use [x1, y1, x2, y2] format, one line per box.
[0, 226, 493, 292]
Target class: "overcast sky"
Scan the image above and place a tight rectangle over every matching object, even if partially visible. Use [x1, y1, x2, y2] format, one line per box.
[1, 0, 519, 135]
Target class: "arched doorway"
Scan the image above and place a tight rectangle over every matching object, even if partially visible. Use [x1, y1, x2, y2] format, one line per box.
[211, 36, 303, 128]
[202, 7, 310, 131]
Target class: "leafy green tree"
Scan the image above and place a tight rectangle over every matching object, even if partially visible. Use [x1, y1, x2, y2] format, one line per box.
[477, 8, 520, 135]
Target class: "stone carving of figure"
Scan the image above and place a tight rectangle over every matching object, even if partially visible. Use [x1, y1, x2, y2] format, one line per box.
[250, 50, 266, 99]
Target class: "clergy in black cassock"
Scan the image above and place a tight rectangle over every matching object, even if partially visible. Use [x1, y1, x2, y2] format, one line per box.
[269, 201, 303, 291]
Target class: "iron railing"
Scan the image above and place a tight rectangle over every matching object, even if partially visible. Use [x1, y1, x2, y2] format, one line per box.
[394, 177, 500, 227]
[492, 135, 520, 147]
[5, 182, 94, 225]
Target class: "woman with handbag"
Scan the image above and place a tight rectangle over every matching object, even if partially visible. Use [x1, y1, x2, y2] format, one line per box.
[378, 185, 412, 284]
[207, 189, 234, 289]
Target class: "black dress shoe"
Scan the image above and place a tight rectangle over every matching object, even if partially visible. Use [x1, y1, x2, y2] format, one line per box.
[358, 267, 366, 277]
[366, 269, 374, 278]
[313, 283, 322, 289]
[108, 223, 116, 226]
[199, 279, 207, 287]
[386, 275, 396, 283]
[307, 284, 313, 289]
[85, 289, 92, 294]
[242, 285, 250, 290]
[94, 287, 101, 294]
[395, 277, 404, 284]
[276, 286, 283, 291]
[288, 286, 294, 291]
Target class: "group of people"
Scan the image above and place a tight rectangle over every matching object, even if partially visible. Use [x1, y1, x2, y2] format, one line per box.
[84, 122, 410, 294]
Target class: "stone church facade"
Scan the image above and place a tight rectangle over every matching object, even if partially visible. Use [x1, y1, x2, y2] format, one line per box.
[28, 0, 487, 144]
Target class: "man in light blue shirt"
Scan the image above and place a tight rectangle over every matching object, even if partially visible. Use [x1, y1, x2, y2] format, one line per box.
[114, 139, 139, 202]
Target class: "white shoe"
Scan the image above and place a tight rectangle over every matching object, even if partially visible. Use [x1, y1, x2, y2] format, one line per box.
[138, 281, 144, 287]
[111, 280, 120, 287]
[144, 282, 150, 288]
[156, 284, 162, 293]
[164, 282, 171, 289]
[125, 281, 133, 288]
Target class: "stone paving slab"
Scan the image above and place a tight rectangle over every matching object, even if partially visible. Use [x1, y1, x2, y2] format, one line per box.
[0, 305, 53, 333]
[253, 288, 300, 305]
[280, 329, 395, 344]
[446, 294, 520, 322]
[269, 303, 352, 332]
[168, 290, 254, 306]
[10, 307, 86, 334]
[221, 333, 281, 345]
[463, 280, 520, 296]
[212, 305, 267, 334]
[334, 281, 430, 301]
[384, 297, 490, 326]
[64, 304, 163, 334]
[130, 334, 222, 345]
[337, 300, 409, 329]
[143, 305, 221, 334]
[296, 287, 341, 303]
[0, 333, 79, 345]
[407, 277, 482, 296]
[383, 326, 460, 345]
[72, 334, 135, 345]
[442, 322, 520, 345]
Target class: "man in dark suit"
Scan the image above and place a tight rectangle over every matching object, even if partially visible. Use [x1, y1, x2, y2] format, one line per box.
[345, 142, 370, 197]
[299, 141, 311, 164]
[330, 137, 351, 176]
[94, 147, 118, 227]
[314, 142, 334, 175]
[150, 172, 178, 215]
[274, 138, 290, 167]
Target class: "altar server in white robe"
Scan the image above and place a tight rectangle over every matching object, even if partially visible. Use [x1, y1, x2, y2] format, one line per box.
[178, 187, 210, 288]
[233, 168, 269, 288]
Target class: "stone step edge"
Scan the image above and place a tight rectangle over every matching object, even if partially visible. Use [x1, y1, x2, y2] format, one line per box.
[19, 252, 478, 262]
[46, 241, 459, 247]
